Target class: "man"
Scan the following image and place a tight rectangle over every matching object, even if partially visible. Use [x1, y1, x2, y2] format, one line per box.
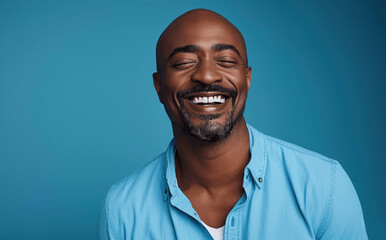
[99, 9, 367, 240]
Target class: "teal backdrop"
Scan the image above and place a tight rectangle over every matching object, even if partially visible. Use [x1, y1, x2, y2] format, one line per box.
[0, 0, 385, 239]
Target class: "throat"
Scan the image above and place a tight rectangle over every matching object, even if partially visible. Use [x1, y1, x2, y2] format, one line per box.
[173, 120, 250, 228]
[175, 152, 250, 193]
[174, 119, 251, 191]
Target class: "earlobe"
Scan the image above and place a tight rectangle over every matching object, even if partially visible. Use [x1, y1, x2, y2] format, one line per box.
[153, 72, 163, 104]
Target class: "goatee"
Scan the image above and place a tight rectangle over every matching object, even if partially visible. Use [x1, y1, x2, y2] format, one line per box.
[176, 84, 243, 142]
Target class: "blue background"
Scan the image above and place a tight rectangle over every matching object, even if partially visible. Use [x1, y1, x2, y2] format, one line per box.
[0, 0, 385, 239]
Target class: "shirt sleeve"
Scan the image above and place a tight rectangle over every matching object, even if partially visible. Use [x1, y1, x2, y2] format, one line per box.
[98, 195, 117, 240]
[319, 162, 368, 240]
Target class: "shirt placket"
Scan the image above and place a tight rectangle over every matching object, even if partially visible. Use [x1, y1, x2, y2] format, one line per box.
[224, 171, 252, 240]
[225, 207, 241, 240]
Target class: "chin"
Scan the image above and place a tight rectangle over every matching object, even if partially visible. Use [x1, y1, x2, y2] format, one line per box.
[177, 95, 246, 142]
[182, 112, 237, 142]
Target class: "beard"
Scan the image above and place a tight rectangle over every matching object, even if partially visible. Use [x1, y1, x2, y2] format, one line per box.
[176, 84, 244, 142]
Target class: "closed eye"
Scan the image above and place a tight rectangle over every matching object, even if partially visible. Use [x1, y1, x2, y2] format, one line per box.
[168, 58, 197, 70]
[216, 56, 240, 68]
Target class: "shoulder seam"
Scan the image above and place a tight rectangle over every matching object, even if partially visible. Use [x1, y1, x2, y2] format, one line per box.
[316, 160, 338, 238]
[106, 186, 120, 240]
[265, 136, 334, 163]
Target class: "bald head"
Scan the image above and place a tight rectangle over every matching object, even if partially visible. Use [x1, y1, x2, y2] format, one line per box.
[156, 9, 248, 72]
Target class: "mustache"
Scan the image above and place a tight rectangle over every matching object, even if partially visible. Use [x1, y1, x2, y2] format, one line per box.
[177, 84, 237, 99]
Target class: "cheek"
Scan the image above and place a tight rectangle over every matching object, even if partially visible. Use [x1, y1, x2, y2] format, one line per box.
[222, 70, 249, 108]
[222, 69, 249, 92]
[162, 71, 189, 95]
[160, 72, 190, 120]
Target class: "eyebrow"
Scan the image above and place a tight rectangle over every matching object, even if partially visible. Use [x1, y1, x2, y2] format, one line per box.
[212, 44, 241, 57]
[167, 44, 199, 61]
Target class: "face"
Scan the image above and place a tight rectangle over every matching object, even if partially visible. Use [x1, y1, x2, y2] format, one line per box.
[154, 14, 251, 142]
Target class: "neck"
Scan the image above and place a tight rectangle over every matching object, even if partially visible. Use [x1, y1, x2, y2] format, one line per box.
[172, 118, 250, 192]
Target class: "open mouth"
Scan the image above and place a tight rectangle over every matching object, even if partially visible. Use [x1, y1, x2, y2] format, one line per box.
[187, 94, 228, 105]
[177, 89, 235, 115]
[177, 85, 236, 108]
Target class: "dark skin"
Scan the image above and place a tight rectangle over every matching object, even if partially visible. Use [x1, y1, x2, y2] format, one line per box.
[153, 9, 252, 228]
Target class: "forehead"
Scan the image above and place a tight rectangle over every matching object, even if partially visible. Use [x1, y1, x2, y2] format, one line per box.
[157, 16, 246, 62]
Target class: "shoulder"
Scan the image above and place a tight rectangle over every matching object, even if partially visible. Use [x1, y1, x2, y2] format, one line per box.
[262, 133, 367, 238]
[264, 134, 338, 207]
[99, 153, 167, 240]
[107, 152, 165, 206]
[248, 124, 336, 179]
[264, 134, 338, 178]
[262, 133, 336, 232]
[104, 153, 166, 221]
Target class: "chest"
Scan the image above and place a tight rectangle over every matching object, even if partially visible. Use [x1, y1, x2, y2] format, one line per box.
[120, 191, 317, 240]
[185, 190, 243, 228]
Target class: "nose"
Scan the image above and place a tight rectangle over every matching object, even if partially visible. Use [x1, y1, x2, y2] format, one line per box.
[191, 58, 222, 85]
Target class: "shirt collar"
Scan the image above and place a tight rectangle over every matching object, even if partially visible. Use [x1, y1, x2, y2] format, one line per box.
[245, 123, 267, 189]
[162, 124, 267, 201]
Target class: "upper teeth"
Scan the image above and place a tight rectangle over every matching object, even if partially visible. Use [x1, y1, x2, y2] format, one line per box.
[191, 95, 226, 104]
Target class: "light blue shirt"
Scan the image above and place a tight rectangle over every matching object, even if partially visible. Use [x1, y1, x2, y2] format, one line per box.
[99, 124, 367, 239]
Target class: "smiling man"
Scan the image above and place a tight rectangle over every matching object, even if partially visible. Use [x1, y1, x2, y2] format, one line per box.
[99, 9, 367, 240]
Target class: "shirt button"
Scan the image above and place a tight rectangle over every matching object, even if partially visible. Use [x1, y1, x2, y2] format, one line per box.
[231, 216, 235, 227]
[258, 177, 263, 183]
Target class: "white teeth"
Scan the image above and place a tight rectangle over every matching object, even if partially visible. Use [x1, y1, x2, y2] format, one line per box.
[191, 95, 226, 104]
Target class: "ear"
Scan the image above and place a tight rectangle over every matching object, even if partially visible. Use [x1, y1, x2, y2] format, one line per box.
[153, 72, 163, 104]
[246, 66, 252, 91]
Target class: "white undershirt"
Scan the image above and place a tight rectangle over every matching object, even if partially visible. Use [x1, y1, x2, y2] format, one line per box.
[202, 221, 224, 240]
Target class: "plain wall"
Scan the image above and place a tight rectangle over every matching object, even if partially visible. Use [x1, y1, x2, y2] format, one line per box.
[0, 0, 385, 239]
